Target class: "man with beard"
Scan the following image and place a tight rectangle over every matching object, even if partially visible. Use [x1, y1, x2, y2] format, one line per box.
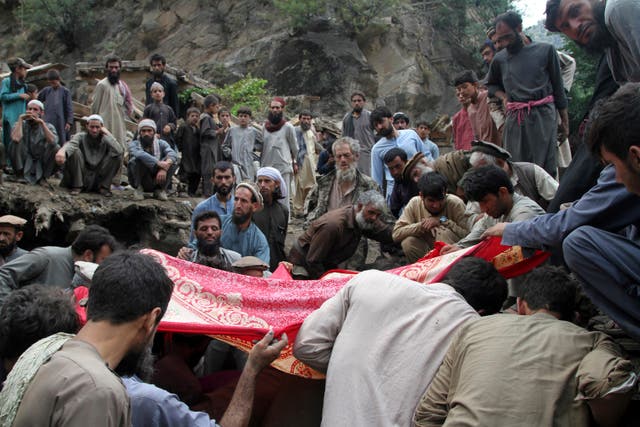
[91, 56, 133, 163]
[453, 71, 500, 146]
[545, 0, 640, 84]
[200, 94, 223, 197]
[393, 172, 472, 263]
[342, 91, 376, 175]
[370, 106, 424, 201]
[55, 114, 124, 196]
[292, 111, 320, 217]
[188, 161, 236, 243]
[289, 190, 393, 279]
[486, 11, 568, 176]
[145, 53, 179, 116]
[0, 224, 116, 304]
[0, 215, 27, 267]
[9, 99, 59, 184]
[304, 137, 379, 226]
[254, 167, 289, 271]
[178, 211, 241, 270]
[1, 57, 31, 171]
[1, 251, 174, 426]
[440, 165, 545, 255]
[258, 97, 298, 212]
[128, 119, 177, 201]
[221, 182, 270, 264]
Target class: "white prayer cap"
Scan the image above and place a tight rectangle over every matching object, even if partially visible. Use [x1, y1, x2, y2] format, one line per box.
[138, 119, 157, 132]
[256, 166, 288, 200]
[27, 99, 44, 111]
[150, 82, 164, 91]
[85, 114, 104, 125]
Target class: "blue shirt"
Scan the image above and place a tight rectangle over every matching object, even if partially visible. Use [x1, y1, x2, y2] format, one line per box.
[502, 165, 640, 250]
[123, 376, 219, 427]
[371, 129, 423, 197]
[421, 138, 439, 160]
[189, 193, 235, 242]
[220, 215, 270, 265]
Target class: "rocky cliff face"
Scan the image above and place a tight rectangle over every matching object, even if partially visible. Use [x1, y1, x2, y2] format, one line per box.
[0, 0, 489, 121]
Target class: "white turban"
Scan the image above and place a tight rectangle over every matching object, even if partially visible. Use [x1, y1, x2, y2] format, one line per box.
[256, 166, 288, 200]
[85, 114, 104, 125]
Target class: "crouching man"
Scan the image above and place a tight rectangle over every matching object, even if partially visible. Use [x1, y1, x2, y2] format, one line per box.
[128, 119, 177, 201]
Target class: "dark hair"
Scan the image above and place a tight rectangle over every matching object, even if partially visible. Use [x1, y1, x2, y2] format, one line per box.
[418, 172, 448, 199]
[186, 106, 201, 116]
[517, 265, 577, 321]
[46, 69, 61, 81]
[462, 165, 513, 202]
[453, 70, 479, 86]
[351, 91, 366, 101]
[370, 106, 393, 128]
[480, 39, 495, 53]
[87, 251, 174, 324]
[150, 53, 166, 65]
[194, 211, 222, 230]
[544, 0, 562, 32]
[71, 224, 117, 257]
[299, 110, 313, 119]
[26, 84, 38, 94]
[384, 147, 408, 164]
[588, 83, 640, 161]
[494, 11, 523, 32]
[415, 120, 430, 128]
[0, 285, 79, 360]
[105, 55, 122, 68]
[442, 257, 508, 315]
[237, 106, 252, 116]
[393, 112, 410, 125]
[213, 160, 234, 175]
[204, 94, 220, 108]
[218, 107, 230, 116]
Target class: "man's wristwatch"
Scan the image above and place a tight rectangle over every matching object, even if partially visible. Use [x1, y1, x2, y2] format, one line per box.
[439, 216, 448, 224]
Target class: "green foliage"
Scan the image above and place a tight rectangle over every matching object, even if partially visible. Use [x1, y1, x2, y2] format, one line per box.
[179, 76, 270, 116]
[563, 39, 598, 133]
[19, 0, 97, 51]
[273, 0, 323, 29]
[274, 0, 399, 34]
[217, 76, 270, 116]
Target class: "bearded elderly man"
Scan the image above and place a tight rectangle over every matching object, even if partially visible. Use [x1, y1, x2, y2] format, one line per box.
[304, 137, 379, 227]
[9, 99, 59, 184]
[289, 190, 393, 279]
[127, 119, 177, 201]
[0, 215, 27, 267]
[55, 114, 123, 196]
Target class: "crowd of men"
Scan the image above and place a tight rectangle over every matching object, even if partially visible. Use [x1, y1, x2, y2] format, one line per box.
[0, 0, 639, 425]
